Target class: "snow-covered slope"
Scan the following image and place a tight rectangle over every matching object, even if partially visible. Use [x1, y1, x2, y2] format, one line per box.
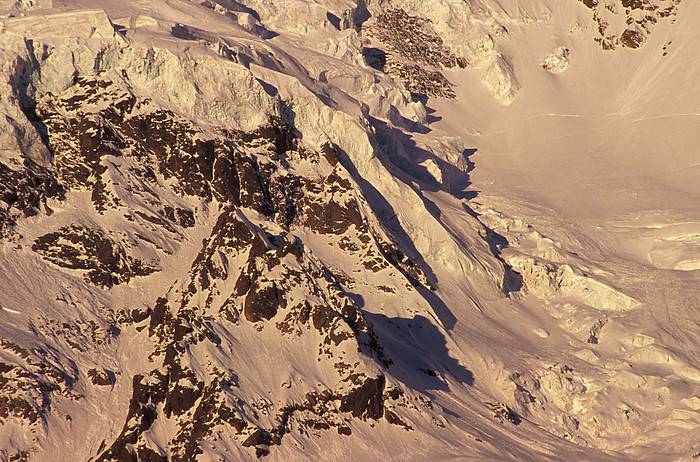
[0, 0, 698, 460]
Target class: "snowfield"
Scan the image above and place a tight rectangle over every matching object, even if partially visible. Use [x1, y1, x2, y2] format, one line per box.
[0, 0, 698, 460]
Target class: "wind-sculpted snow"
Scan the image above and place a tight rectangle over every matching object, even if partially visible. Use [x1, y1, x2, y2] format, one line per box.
[0, 0, 699, 461]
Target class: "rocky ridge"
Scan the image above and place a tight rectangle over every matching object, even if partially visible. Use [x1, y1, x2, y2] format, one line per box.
[0, 13, 475, 459]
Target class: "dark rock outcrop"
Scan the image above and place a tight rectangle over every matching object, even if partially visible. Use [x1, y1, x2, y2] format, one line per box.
[363, 8, 465, 98]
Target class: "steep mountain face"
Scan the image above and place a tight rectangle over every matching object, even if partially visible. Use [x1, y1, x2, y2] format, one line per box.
[1, 0, 699, 461]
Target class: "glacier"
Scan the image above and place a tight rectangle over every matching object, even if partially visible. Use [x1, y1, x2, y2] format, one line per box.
[0, 0, 698, 460]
